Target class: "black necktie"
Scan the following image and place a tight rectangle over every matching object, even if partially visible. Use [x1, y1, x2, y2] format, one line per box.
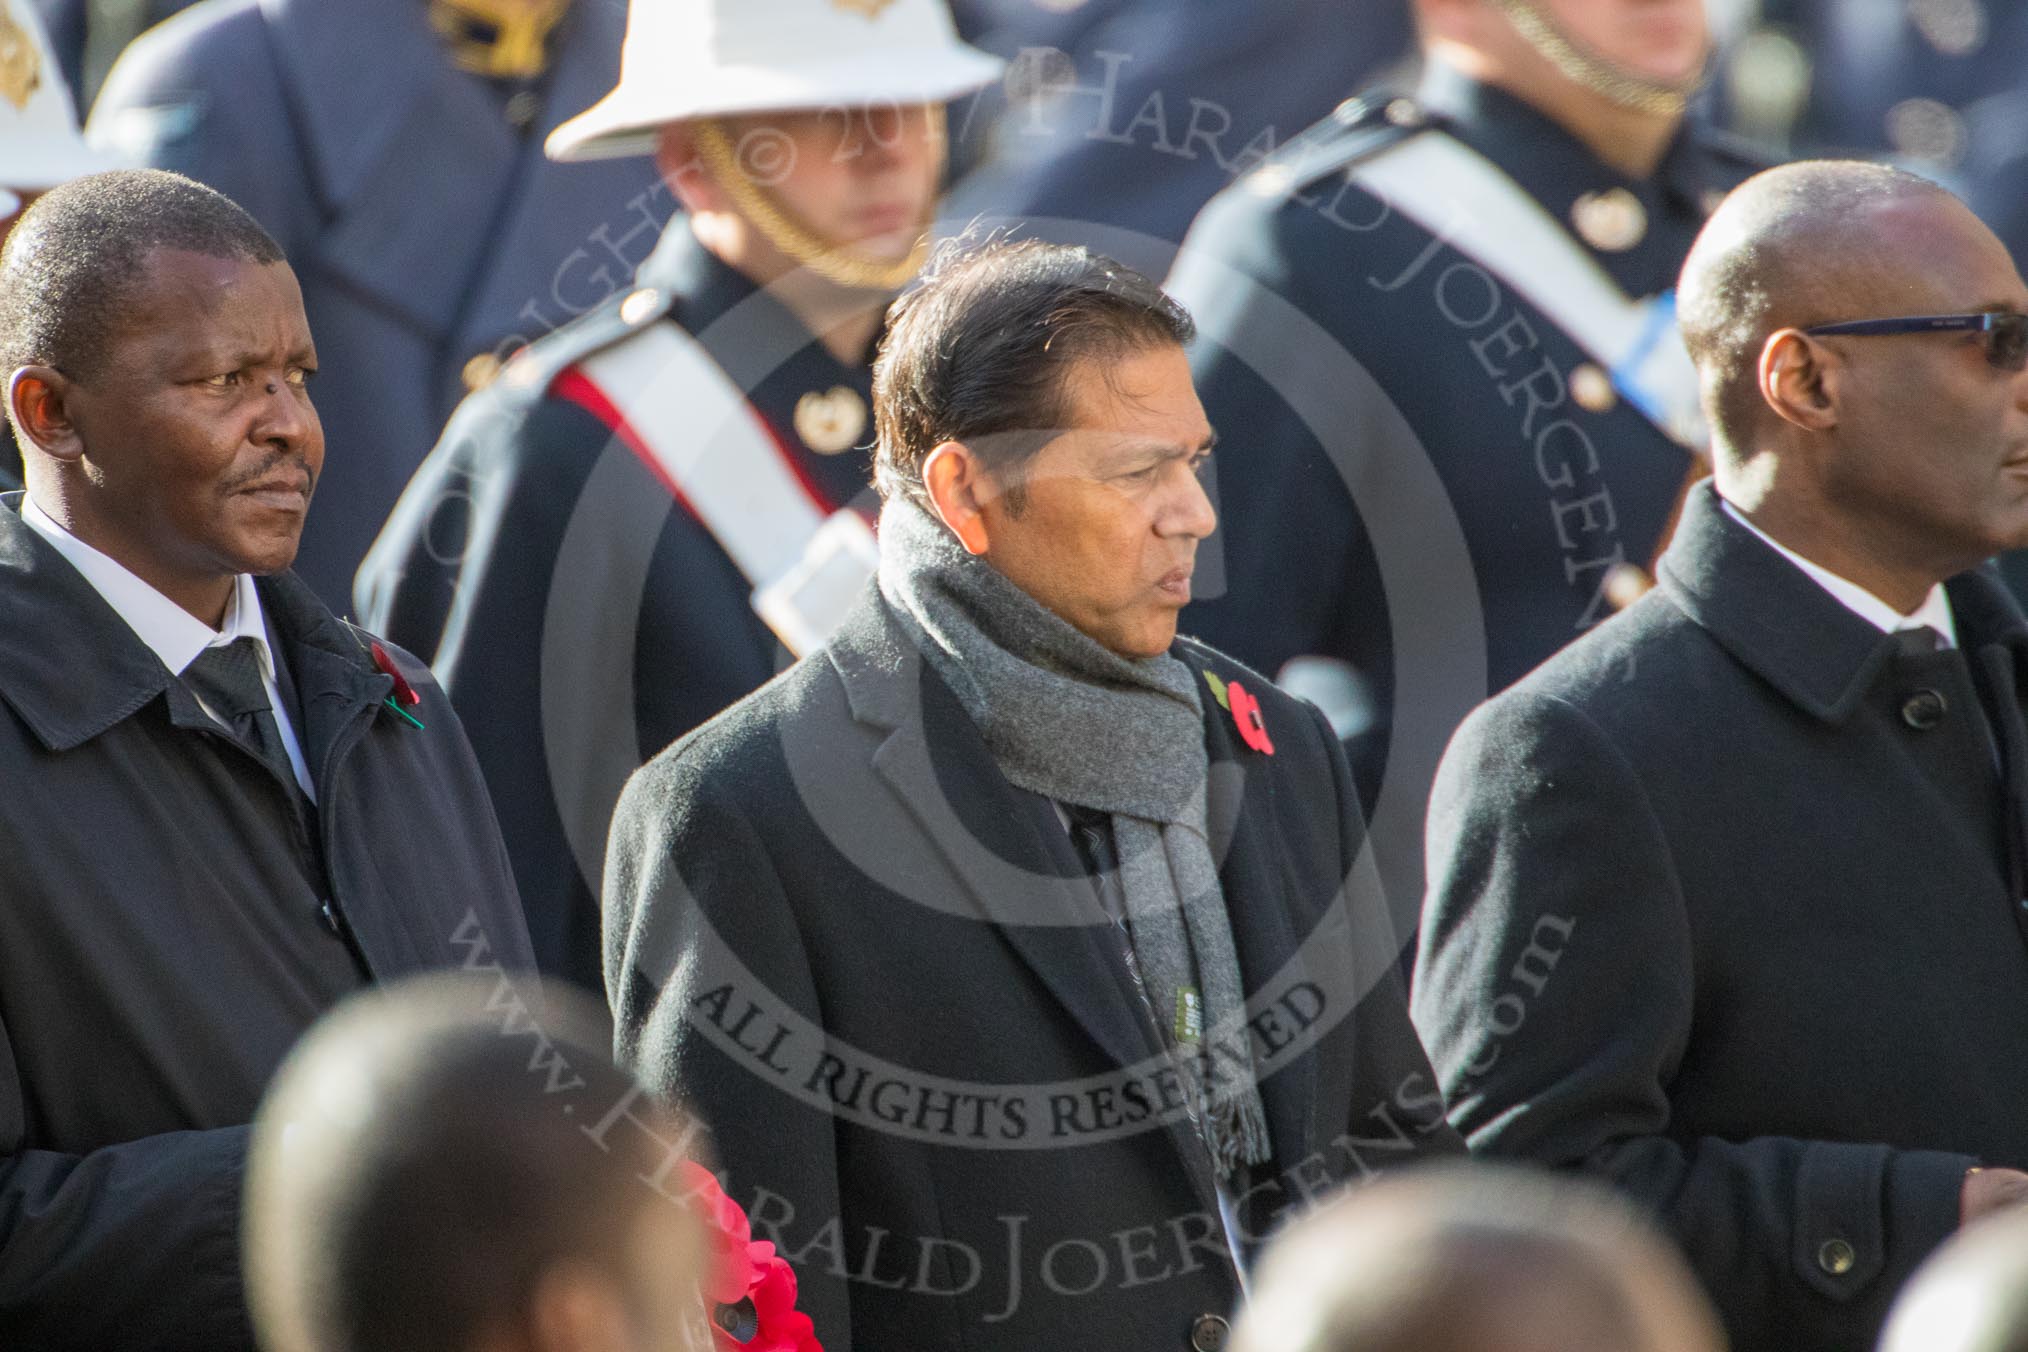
[183, 637, 298, 791]
[1896, 624, 1946, 656]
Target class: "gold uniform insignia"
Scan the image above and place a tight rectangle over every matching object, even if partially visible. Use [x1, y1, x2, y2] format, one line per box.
[833, 0, 898, 17]
[428, 0, 570, 80]
[0, 6, 42, 113]
[795, 386, 868, 456]
[1571, 187, 1648, 253]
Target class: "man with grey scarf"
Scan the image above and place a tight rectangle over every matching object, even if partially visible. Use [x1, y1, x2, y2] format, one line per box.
[604, 238, 1461, 1352]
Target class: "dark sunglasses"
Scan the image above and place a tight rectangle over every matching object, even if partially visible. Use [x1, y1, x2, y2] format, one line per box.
[1802, 311, 2028, 372]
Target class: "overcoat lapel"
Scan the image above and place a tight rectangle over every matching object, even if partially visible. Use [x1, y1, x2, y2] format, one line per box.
[826, 593, 1318, 1233]
[844, 625, 1163, 1077]
[259, 573, 467, 978]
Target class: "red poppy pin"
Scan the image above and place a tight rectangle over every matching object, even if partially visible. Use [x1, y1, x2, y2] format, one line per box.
[1204, 670, 1275, 756]
[370, 641, 427, 729]
[683, 1161, 824, 1352]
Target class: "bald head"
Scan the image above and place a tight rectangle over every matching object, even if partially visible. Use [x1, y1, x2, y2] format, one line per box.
[1231, 1165, 1726, 1352]
[1881, 1208, 2028, 1352]
[246, 976, 704, 1352]
[1677, 160, 1963, 455]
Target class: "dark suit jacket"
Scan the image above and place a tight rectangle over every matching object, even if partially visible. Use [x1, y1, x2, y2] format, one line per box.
[0, 496, 535, 1350]
[606, 590, 1458, 1352]
[1413, 484, 2028, 1351]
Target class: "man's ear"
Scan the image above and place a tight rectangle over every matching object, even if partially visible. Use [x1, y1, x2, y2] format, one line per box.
[7, 367, 83, 462]
[655, 123, 723, 217]
[922, 441, 993, 555]
[1760, 330, 1841, 434]
[520, 1261, 633, 1352]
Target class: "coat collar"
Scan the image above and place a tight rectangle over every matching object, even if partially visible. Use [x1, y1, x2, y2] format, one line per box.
[1658, 482, 2028, 723]
[0, 494, 393, 756]
[635, 223, 878, 385]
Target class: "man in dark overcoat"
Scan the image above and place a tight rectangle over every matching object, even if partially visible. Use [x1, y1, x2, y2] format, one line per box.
[0, 169, 534, 1350]
[604, 239, 1459, 1352]
[1412, 160, 2028, 1351]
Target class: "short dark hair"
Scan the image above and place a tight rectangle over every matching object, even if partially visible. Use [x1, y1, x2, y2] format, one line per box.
[0, 168, 285, 385]
[872, 237, 1196, 509]
[246, 978, 697, 1352]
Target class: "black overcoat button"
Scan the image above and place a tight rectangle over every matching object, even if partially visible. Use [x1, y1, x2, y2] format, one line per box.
[1901, 689, 1947, 729]
[1190, 1313, 1232, 1351]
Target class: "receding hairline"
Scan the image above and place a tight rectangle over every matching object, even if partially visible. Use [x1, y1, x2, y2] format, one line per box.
[1674, 162, 1987, 451]
[1682, 161, 1964, 326]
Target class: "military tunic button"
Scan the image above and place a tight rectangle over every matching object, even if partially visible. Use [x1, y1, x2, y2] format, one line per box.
[619, 287, 662, 326]
[1384, 98, 1424, 129]
[462, 351, 503, 392]
[1901, 689, 1947, 729]
[1604, 562, 1653, 612]
[504, 90, 541, 129]
[1571, 363, 1617, 413]
[1189, 1313, 1231, 1351]
[1572, 188, 1647, 252]
[1818, 1238, 1857, 1276]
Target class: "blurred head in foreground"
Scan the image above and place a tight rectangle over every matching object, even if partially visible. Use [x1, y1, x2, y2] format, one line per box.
[1879, 1205, 2028, 1352]
[1232, 1164, 1726, 1352]
[245, 976, 706, 1352]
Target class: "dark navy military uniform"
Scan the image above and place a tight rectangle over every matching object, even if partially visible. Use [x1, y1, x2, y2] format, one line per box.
[945, 0, 1414, 252]
[356, 223, 877, 993]
[1724, 0, 2028, 261]
[89, 0, 671, 610]
[1168, 62, 1767, 920]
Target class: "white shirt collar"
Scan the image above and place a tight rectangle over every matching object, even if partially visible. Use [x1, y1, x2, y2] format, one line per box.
[1719, 497, 1958, 647]
[20, 493, 277, 678]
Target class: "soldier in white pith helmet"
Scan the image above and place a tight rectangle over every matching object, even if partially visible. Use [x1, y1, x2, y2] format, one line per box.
[356, 0, 1002, 996]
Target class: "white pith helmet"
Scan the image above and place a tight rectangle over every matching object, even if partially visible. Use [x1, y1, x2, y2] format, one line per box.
[546, 0, 1005, 163]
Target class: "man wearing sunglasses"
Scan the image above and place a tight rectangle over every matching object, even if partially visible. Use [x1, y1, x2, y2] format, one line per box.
[1412, 159, 2028, 1352]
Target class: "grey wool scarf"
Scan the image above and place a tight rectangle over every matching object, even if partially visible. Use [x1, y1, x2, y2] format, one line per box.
[877, 495, 1271, 1181]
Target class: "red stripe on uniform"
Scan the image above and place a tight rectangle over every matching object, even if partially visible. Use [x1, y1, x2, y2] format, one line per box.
[549, 366, 703, 524]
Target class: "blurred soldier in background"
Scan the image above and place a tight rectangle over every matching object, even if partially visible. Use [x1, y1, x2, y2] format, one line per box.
[87, 0, 670, 607]
[945, 0, 1415, 264]
[1168, 0, 1764, 924]
[357, 0, 1001, 991]
[1718, 0, 2028, 264]
[1, 0, 128, 491]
